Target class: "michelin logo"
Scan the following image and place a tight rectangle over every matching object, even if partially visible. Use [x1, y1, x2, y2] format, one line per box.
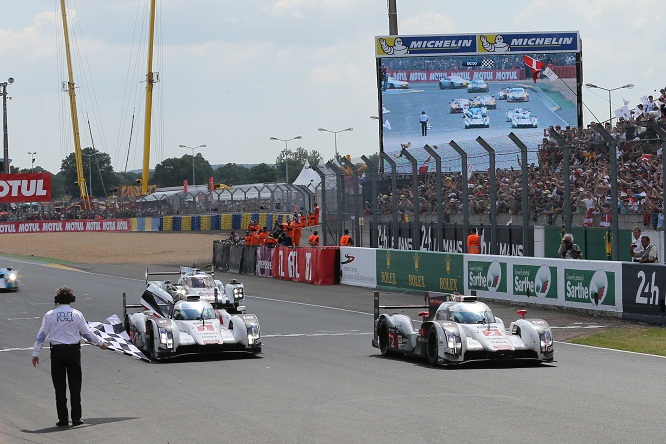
[379, 37, 409, 55]
[480, 35, 510, 53]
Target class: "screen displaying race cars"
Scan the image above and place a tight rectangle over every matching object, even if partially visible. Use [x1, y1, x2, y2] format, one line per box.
[375, 31, 582, 172]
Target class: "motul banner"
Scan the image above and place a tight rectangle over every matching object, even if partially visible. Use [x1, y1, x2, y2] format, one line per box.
[0, 219, 131, 234]
[388, 69, 527, 83]
[270, 246, 336, 285]
[0, 172, 52, 203]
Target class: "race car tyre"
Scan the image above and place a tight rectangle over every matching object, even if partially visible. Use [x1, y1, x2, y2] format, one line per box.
[378, 322, 394, 356]
[148, 331, 158, 361]
[427, 326, 439, 366]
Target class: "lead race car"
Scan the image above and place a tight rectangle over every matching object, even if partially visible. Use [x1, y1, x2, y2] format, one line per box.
[123, 281, 261, 361]
[372, 292, 553, 367]
[146, 266, 246, 313]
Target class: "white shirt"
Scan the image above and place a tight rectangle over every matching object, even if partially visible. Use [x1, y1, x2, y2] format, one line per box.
[32, 304, 103, 357]
[631, 236, 642, 261]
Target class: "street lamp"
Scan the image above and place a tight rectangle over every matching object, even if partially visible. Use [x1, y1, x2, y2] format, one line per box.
[318, 127, 353, 160]
[269, 135, 302, 183]
[585, 83, 634, 124]
[28, 151, 36, 173]
[179, 144, 207, 187]
[2, 77, 14, 174]
[82, 149, 96, 197]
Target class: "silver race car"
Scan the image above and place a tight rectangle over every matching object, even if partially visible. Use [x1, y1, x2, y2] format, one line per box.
[146, 266, 246, 313]
[372, 293, 553, 367]
[124, 283, 261, 361]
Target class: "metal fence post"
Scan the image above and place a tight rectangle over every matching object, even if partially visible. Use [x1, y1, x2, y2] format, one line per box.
[400, 148, 420, 250]
[449, 141, 469, 251]
[476, 137, 497, 255]
[381, 152, 399, 249]
[423, 145, 442, 251]
[339, 156, 361, 249]
[311, 164, 328, 246]
[595, 126, 620, 260]
[326, 161, 344, 245]
[549, 129, 572, 234]
[361, 155, 379, 248]
[508, 132, 532, 257]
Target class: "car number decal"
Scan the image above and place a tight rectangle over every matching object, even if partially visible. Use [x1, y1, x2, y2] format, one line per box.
[197, 325, 215, 331]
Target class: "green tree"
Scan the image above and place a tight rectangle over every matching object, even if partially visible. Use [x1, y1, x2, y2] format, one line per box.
[215, 163, 249, 185]
[247, 163, 277, 183]
[60, 147, 118, 198]
[151, 154, 214, 188]
[275, 147, 323, 183]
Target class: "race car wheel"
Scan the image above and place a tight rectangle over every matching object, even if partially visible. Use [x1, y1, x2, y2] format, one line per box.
[148, 332, 158, 361]
[427, 326, 440, 366]
[378, 322, 394, 356]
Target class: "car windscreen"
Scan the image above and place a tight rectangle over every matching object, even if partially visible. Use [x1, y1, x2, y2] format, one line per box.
[450, 309, 494, 324]
[187, 276, 215, 288]
[173, 305, 216, 320]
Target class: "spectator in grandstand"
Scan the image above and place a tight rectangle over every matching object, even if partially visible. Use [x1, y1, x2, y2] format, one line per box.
[632, 235, 658, 263]
[558, 233, 581, 259]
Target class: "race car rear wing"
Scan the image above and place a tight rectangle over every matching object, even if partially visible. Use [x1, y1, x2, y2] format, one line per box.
[123, 292, 143, 321]
[145, 266, 216, 284]
[373, 291, 465, 335]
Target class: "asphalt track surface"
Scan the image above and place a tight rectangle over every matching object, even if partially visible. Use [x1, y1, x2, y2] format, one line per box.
[1, 257, 665, 443]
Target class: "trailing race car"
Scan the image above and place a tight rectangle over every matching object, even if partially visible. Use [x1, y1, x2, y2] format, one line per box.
[464, 106, 490, 129]
[372, 292, 554, 367]
[471, 95, 497, 109]
[0, 267, 19, 291]
[439, 75, 469, 89]
[498, 87, 510, 100]
[386, 77, 409, 89]
[123, 282, 261, 361]
[146, 267, 246, 313]
[467, 79, 489, 93]
[508, 108, 538, 128]
[507, 87, 529, 102]
[449, 98, 471, 113]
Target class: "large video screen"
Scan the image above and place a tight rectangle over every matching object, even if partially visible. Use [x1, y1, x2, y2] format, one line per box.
[375, 32, 582, 172]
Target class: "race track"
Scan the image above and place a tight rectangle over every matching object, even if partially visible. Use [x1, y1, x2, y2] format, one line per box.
[1, 257, 664, 443]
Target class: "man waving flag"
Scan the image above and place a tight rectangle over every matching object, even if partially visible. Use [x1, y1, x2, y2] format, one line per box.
[523, 55, 558, 82]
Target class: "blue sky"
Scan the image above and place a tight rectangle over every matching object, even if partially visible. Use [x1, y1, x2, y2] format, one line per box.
[2, 0, 662, 174]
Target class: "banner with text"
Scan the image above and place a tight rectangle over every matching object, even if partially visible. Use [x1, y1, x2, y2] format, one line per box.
[340, 247, 377, 288]
[0, 172, 52, 203]
[375, 249, 464, 293]
[0, 219, 130, 234]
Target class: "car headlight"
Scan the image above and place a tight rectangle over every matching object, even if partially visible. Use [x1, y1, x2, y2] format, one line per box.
[444, 330, 462, 355]
[233, 287, 244, 300]
[7, 273, 16, 282]
[540, 328, 553, 353]
[247, 324, 260, 344]
[158, 327, 173, 348]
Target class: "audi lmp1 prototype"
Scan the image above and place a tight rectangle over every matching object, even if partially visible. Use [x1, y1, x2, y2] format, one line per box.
[449, 98, 471, 113]
[146, 267, 246, 313]
[372, 293, 554, 367]
[507, 87, 529, 102]
[0, 267, 19, 291]
[124, 282, 261, 361]
[467, 79, 489, 93]
[439, 75, 469, 89]
[464, 107, 490, 129]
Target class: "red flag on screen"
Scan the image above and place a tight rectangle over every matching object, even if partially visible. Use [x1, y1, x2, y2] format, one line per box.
[523, 55, 545, 83]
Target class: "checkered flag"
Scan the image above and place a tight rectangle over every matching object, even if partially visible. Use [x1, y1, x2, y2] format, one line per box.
[481, 59, 494, 68]
[89, 315, 149, 362]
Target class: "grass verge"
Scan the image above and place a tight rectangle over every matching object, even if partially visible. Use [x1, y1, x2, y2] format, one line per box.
[0, 252, 78, 266]
[570, 326, 666, 356]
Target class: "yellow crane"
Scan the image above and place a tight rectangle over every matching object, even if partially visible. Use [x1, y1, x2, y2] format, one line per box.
[59, 0, 89, 206]
[141, 0, 157, 195]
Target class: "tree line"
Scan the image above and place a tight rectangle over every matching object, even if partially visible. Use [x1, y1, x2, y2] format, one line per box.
[14, 147, 324, 200]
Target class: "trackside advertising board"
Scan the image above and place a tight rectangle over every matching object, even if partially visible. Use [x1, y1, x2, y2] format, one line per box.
[375, 249, 464, 293]
[0, 219, 130, 234]
[621, 262, 666, 321]
[0, 172, 52, 203]
[340, 247, 377, 288]
[464, 254, 622, 312]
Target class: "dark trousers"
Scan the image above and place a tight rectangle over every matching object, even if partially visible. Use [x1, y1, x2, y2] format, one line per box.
[50, 344, 82, 422]
[421, 121, 427, 136]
